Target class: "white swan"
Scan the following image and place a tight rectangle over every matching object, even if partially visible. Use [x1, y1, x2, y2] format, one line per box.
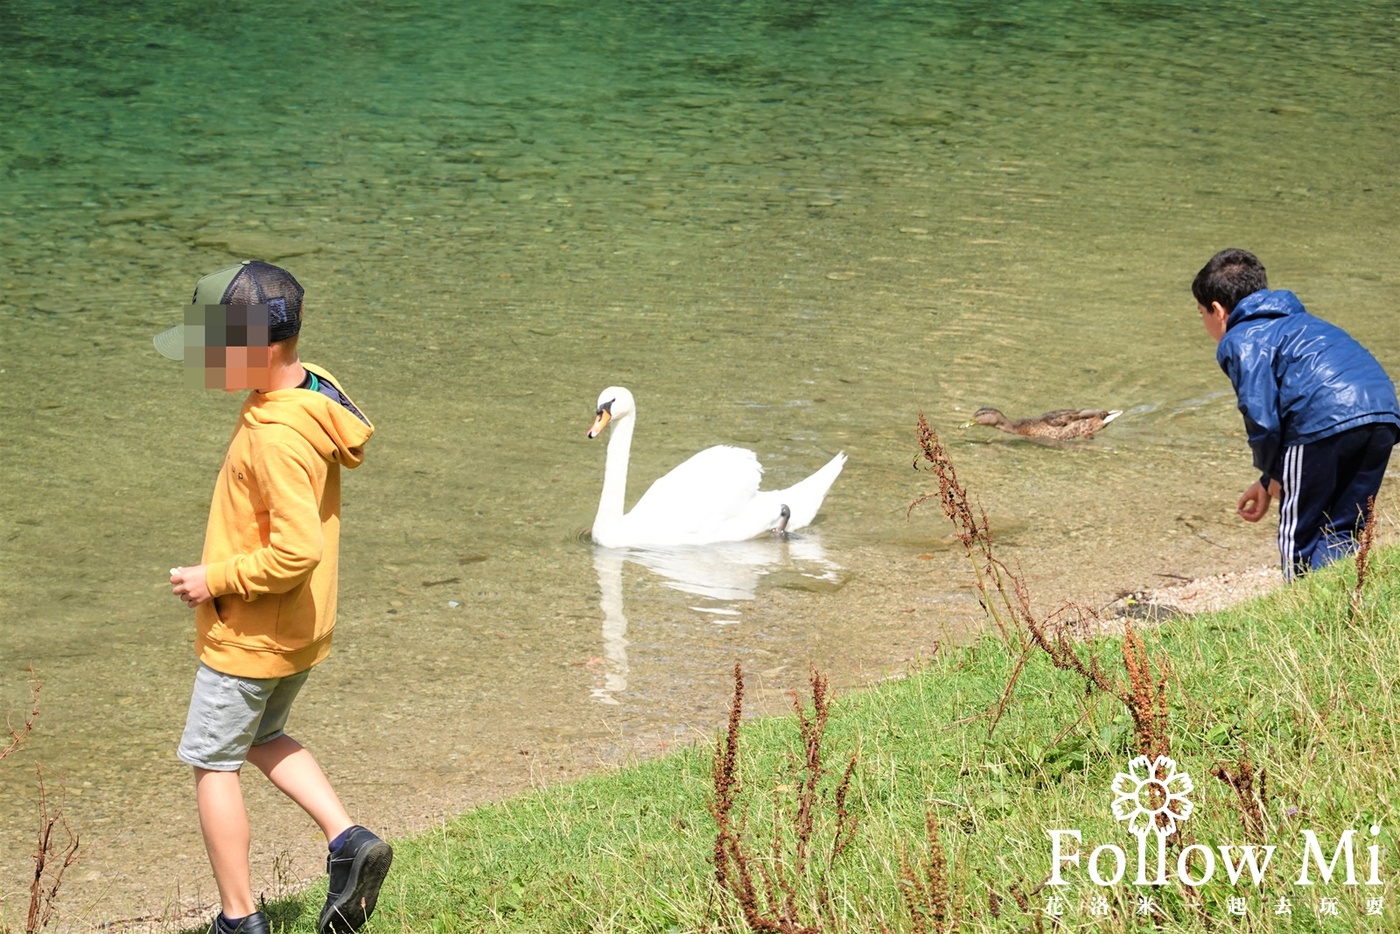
[586, 386, 846, 548]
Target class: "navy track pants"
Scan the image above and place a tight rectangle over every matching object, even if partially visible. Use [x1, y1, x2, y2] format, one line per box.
[1276, 424, 1397, 581]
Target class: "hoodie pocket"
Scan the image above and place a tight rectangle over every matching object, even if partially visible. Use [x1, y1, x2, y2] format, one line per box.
[274, 586, 319, 650]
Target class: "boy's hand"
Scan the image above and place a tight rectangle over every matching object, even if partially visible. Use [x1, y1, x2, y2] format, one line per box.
[170, 565, 213, 607]
[1237, 480, 1273, 522]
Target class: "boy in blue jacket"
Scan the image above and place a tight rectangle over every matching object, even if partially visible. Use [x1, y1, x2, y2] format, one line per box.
[1194, 248, 1400, 580]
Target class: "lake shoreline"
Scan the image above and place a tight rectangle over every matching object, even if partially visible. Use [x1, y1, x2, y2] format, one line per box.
[77, 556, 1293, 933]
[141, 545, 1400, 933]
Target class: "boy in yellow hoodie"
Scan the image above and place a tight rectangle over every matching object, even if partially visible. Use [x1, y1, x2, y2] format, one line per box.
[158, 261, 390, 934]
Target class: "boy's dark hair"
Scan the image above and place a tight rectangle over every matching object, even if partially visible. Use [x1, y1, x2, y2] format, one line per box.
[1192, 248, 1268, 312]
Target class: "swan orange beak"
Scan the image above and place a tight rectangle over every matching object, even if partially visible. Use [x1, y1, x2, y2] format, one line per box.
[587, 409, 612, 438]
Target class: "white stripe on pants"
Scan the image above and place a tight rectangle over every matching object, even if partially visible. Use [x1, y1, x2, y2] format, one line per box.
[1277, 444, 1304, 581]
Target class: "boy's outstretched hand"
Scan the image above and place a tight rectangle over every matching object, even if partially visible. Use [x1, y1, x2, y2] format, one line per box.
[170, 565, 213, 607]
[1237, 479, 1281, 522]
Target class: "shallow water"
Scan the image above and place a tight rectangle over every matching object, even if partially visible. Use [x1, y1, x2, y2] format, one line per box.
[2, 0, 1398, 926]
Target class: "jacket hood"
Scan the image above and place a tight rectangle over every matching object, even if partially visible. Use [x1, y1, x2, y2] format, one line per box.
[241, 364, 373, 467]
[1227, 289, 1306, 329]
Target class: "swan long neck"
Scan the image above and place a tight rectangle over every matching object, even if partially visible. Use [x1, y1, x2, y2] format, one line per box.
[595, 411, 635, 532]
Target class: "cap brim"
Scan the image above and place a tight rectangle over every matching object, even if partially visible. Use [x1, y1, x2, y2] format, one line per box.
[153, 325, 185, 361]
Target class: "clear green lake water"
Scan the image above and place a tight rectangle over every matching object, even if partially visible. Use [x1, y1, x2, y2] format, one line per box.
[1, 0, 1397, 926]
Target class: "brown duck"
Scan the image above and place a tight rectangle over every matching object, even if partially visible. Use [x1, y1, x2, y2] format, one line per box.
[970, 407, 1122, 440]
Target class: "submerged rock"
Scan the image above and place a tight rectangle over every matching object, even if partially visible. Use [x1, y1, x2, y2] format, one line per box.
[191, 231, 321, 260]
[769, 570, 849, 594]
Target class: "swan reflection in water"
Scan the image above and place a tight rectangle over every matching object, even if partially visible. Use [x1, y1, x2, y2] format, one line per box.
[589, 535, 842, 705]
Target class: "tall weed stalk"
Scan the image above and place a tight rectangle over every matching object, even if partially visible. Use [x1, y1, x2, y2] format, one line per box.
[710, 664, 857, 933]
[911, 415, 1179, 762]
[0, 669, 81, 934]
[1350, 495, 1378, 619]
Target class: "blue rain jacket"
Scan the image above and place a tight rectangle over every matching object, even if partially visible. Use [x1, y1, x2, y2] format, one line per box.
[1217, 289, 1400, 481]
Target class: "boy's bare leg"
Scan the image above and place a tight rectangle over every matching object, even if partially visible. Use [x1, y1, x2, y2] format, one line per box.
[194, 768, 258, 919]
[245, 734, 354, 843]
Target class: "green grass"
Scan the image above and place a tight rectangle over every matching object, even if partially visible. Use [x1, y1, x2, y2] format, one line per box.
[233, 542, 1400, 933]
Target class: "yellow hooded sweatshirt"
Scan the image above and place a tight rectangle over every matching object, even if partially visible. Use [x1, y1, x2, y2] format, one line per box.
[195, 363, 373, 679]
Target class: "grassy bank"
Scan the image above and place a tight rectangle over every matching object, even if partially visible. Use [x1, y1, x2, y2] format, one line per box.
[228, 532, 1400, 933]
[163, 425, 1399, 934]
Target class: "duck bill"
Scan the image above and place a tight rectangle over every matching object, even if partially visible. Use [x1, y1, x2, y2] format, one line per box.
[587, 409, 612, 438]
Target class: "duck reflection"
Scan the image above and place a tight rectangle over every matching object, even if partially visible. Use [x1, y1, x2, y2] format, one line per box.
[590, 537, 841, 704]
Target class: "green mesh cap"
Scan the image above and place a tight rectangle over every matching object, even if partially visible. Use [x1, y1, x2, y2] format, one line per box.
[153, 260, 305, 360]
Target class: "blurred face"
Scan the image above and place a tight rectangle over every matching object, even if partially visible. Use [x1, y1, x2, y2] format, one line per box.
[1198, 301, 1229, 344]
[202, 342, 273, 390]
[185, 304, 273, 390]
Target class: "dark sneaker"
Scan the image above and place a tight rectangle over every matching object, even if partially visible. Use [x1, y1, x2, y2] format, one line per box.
[318, 825, 394, 934]
[210, 912, 271, 934]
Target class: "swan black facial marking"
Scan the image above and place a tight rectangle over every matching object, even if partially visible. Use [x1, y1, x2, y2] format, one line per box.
[597, 399, 614, 416]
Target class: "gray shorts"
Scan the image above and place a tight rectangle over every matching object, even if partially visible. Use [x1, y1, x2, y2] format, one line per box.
[177, 663, 310, 771]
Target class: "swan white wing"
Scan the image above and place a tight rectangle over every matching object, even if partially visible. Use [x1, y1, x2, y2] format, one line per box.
[770, 451, 847, 530]
[626, 445, 763, 536]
